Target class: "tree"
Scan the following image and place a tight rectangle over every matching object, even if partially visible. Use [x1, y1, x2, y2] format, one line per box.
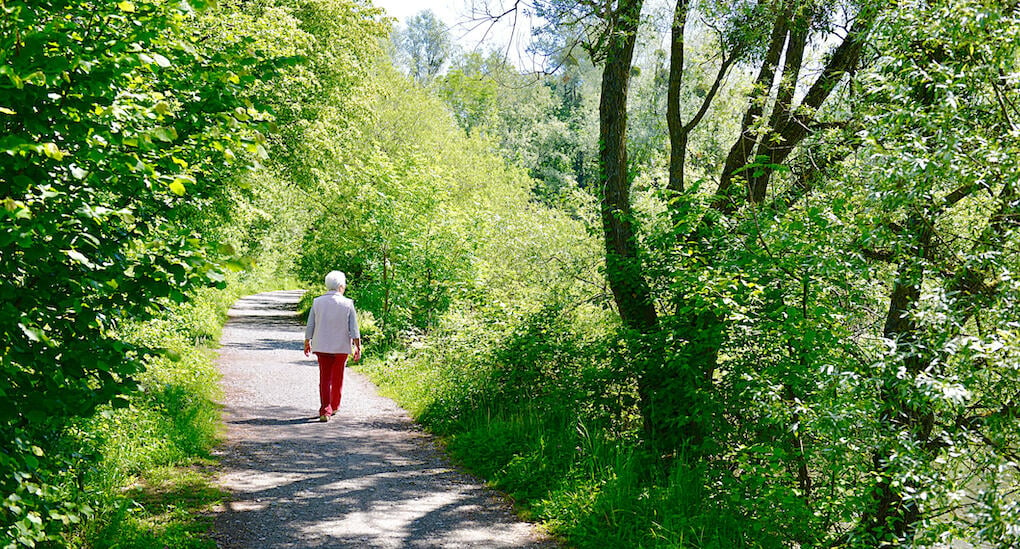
[393, 9, 453, 84]
[664, 0, 738, 198]
[435, 50, 595, 202]
[651, 0, 878, 456]
[843, 0, 1020, 543]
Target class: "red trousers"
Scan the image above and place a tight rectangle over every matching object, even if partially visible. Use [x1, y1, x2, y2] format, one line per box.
[314, 352, 348, 416]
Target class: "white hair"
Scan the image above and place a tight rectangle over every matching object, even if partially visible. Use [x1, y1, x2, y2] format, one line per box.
[324, 270, 347, 290]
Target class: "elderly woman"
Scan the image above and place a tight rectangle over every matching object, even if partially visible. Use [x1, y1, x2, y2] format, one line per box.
[303, 270, 362, 422]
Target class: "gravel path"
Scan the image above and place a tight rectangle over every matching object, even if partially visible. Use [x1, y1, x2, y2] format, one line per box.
[210, 290, 557, 548]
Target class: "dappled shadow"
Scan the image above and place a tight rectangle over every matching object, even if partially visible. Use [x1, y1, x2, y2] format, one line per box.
[214, 408, 545, 548]
[227, 291, 306, 313]
[221, 336, 303, 351]
[220, 291, 305, 351]
[226, 315, 304, 329]
[230, 415, 321, 426]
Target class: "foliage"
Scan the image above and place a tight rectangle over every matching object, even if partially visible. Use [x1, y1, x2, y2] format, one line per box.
[5, 0, 1019, 546]
[367, 0, 1020, 546]
[435, 50, 600, 202]
[837, 0, 1020, 543]
[625, 0, 1020, 544]
[61, 283, 247, 548]
[86, 466, 222, 549]
[0, 0, 278, 543]
[295, 52, 599, 337]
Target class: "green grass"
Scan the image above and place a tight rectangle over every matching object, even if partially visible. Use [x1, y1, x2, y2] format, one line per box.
[85, 465, 224, 549]
[360, 354, 766, 548]
[354, 304, 781, 549]
[443, 407, 764, 548]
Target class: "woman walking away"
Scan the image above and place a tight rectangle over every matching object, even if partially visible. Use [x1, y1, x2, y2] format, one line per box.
[303, 270, 362, 422]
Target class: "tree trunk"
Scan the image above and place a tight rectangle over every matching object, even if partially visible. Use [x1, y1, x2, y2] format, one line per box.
[747, 11, 871, 203]
[714, 6, 872, 211]
[666, 0, 691, 196]
[666, 0, 735, 210]
[712, 6, 790, 213]
[596, 0, 679, 452]
[855, 213, 934, 544]
[668, 4, 874, 458]
[598, 0, 656, 334]
[382, 245, 390, 332]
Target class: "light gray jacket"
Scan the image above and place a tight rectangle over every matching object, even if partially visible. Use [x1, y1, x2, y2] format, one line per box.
[304, 290, 360, 354]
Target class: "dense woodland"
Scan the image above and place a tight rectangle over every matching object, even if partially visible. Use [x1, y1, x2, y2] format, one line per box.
[2, 0, 1019, 547]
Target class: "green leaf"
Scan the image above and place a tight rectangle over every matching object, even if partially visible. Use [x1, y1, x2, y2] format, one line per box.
[151, 53, 172, 68]
[66, 249, 95, 268]
[151, 127, 178, 142]
[42, 143, 64, 160]
[2, 198, 31, 219]
[23, 72, 46, 87]
[117, 1, 135, 12]
[18, 323, 41, 342]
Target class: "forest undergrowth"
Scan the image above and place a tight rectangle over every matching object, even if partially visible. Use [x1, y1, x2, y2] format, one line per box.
[358, 306, 776, 548]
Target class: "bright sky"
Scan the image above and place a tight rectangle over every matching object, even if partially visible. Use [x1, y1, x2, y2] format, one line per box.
[370, 0, 464, 23]
[370, 0, 541, 65]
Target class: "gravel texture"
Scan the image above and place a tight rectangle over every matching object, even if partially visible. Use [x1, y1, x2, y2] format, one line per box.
[210, 290, 558, 548]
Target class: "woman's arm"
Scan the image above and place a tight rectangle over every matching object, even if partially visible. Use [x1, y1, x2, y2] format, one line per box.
[303, 302, 316, 356]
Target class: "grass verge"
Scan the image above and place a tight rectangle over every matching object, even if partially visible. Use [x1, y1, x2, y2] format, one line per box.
[85, 465, 223, 549]
[355, 308, 776, 549]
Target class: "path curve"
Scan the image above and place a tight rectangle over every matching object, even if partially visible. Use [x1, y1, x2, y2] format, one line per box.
[210, 290, 557, 548]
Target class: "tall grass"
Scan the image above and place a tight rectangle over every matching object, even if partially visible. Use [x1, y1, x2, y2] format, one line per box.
[357, 304, 777, 548]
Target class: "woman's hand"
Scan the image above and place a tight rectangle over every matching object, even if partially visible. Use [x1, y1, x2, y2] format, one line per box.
[303, 339, 311, 357]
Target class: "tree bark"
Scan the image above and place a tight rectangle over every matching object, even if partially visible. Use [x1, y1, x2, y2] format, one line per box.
[714, 6, 873, 211]
[747, 13, 871, 203]
[856, 175, 1018, 543]
[597, 0, 689, 454]
[666, 0, 737, 201]
[749, 10, 809, 202]
[854, 213, 934, 543]
[711, 5, 790, 214]
[665, 0, 691, 196]
[598, 0, 656, 334]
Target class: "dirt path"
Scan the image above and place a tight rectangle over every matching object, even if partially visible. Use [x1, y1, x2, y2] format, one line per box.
[210, 290, 557, 548]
